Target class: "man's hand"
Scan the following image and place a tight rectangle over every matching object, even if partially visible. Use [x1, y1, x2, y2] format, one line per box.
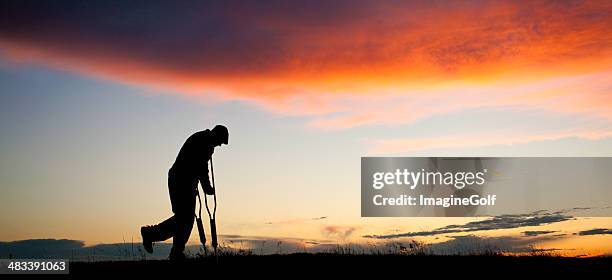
[203, 184, 215, 195]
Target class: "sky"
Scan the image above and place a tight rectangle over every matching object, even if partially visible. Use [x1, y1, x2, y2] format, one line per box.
[1, 0, 612, 257]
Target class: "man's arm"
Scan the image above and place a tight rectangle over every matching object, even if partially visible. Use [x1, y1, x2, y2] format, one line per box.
[199, 160, 215, 195]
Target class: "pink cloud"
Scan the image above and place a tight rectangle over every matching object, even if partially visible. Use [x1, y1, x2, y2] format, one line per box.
[303, 72, 612, 130]
[368, 129, 612, 155]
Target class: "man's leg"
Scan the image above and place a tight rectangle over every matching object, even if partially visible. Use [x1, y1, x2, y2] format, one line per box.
[141, 216, 176, 253]
[169, 211, 195, 260]
[168, 181, 196, 260]
[142, 171, 189, 254]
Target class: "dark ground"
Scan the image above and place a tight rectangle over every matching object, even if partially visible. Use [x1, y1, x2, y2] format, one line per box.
[61, 254, 612, 277]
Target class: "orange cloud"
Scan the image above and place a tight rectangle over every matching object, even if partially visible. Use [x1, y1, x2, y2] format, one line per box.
[1, 0, 611, 128]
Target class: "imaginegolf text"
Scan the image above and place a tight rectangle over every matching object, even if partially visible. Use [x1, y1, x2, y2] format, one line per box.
[373, 194, 497, 207]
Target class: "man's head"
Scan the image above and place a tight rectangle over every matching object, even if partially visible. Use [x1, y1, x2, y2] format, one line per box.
[211, 125, 229, 146]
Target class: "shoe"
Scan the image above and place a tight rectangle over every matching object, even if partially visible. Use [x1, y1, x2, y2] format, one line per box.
[141, 226, 154, 253]
[169, 248, 186, 261]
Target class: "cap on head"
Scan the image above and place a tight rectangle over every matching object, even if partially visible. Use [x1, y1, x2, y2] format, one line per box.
[212, 124, 229, 145]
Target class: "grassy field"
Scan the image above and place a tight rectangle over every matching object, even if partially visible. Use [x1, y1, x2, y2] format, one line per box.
[69, 254, 612, 276]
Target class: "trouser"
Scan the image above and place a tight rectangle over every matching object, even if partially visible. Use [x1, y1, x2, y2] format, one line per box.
[149, 173, 196, 254]
[151, 213, 194, 253]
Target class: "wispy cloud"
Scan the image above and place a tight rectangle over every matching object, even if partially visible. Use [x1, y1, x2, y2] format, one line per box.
[363, 210, 573, 239]
[322, 226, 358, 239]
[220, 234, 338, 254]
[368, 130, 612, 155]
[522, 230, 559, 237]
[576, 228, 612, 236]
[264, 215, 328, 225]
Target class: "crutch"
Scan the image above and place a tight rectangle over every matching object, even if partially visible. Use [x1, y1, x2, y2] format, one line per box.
[195, 189, 207, 255]
[204, 156, 218, 263]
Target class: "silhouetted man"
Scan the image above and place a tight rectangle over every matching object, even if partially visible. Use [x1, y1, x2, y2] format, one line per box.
[141, 125, 229, 260]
